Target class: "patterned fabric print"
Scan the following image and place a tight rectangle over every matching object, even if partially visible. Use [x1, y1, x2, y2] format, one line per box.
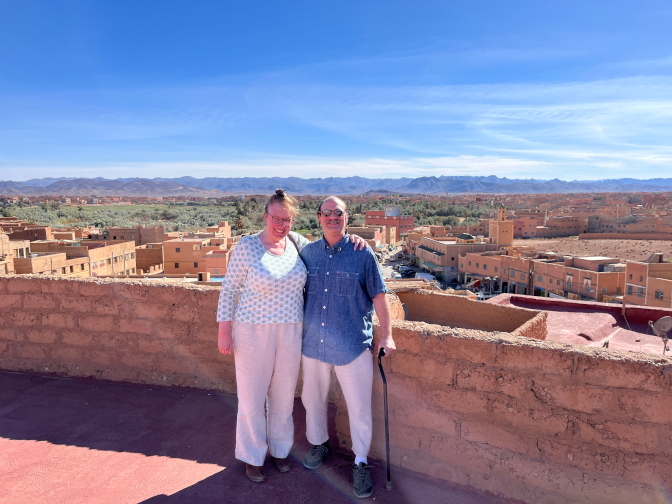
[217, 232, 310, 325]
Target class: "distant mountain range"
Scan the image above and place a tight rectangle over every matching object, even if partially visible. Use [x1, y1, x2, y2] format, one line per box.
[1, 175, 672, 197]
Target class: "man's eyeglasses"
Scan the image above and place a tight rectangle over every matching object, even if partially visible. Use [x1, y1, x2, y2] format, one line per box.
[268, 215, 293, 226]
[318, 209, 345, 218]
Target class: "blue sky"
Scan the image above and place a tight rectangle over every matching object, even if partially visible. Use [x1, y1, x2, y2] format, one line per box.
[1, 0, 671, 181]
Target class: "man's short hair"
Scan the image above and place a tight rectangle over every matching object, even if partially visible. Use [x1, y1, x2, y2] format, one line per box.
[319, 196, 347, 213]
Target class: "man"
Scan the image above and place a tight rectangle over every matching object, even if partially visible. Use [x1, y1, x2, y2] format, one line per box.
[300, 196, 396, 499]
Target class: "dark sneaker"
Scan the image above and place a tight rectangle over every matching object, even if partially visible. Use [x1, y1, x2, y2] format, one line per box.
[352, 462, 373, 498]
[303, 441, 330, 469]
[273, 457, 291, 473]
[245, 463, 266, 483]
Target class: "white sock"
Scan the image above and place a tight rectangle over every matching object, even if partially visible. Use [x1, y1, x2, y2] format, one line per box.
[354, 456, 367, 466]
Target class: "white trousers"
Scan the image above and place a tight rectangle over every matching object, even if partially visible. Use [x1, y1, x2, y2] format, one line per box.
[232, 321, 302, 466]
[301, 350, 373, 458]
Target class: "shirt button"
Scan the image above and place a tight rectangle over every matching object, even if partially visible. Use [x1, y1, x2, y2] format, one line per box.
[326, 272, 329, 275]
[325, 288, 328, 292]
[321, 340, 323, 342]
[323, 306, 326, 309]
[329, 255, 332, 258]
[321, 323, 324, 326]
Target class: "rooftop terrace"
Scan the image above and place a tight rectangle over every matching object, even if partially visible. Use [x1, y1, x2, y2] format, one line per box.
[0, 371, 516, 503]
[489, 294, 672, 357]
[2, 276, 672, 503]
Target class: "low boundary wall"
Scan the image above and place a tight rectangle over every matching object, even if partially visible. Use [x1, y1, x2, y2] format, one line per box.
[345, 323, 672, 504]
[2, 276, 672, 503]
[397, 290, 547, 340]
[580, 232, 672, 241]
[0, 276, 235, 391]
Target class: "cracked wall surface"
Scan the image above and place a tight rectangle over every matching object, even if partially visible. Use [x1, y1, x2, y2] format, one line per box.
[336, 321, 672, 504]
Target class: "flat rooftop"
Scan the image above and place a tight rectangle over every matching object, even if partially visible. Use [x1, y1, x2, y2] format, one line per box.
[489, 294, 671, 357]
[0, 371, 515, 504]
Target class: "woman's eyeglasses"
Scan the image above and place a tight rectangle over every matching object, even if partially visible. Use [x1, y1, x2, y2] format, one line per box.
[269, 215, 293, 226]
[318, 209, 345, 218]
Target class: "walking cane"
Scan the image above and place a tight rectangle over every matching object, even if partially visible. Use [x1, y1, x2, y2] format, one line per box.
[378, 347, 392, 491]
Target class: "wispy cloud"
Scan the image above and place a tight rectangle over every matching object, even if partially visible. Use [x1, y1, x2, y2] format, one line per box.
[2, 72, 672, 180]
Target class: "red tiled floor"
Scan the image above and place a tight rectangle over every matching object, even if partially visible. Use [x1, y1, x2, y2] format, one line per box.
[0, 371, 518, 504]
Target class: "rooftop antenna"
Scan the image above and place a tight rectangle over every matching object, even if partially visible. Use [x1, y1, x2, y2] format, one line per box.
[648, 316, 672, 355]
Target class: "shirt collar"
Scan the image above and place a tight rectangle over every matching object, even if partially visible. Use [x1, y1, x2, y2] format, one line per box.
[322, 233, 350, 252]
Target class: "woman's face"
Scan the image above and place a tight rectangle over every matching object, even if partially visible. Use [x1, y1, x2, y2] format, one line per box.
[264, 203, 293, 240]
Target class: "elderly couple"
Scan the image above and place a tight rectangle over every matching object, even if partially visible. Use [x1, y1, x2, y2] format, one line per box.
[216, 189, 395, 498]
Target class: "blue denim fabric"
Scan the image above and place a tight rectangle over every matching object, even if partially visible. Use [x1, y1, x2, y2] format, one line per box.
[300, 233, 388, 366]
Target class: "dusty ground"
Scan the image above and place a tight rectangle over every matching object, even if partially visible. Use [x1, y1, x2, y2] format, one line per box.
[515, 236, 672, 262]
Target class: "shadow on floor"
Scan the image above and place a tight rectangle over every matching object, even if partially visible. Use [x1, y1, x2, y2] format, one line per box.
[0, 370, 517, 504]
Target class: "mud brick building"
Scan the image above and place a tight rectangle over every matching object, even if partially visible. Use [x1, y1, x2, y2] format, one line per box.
[365, 206, 414, 237]
[462, 251, 626, 302]
[624, 254, 672, 308]
[0, 233, 15, 276]
[163, 237, 229, 275]
[134, 244, 164, 274]
[95, 226, 166, 246]
[27, 240, 137, 277]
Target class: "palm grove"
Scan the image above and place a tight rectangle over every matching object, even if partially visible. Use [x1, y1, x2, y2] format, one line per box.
[2, 197, 490, 236]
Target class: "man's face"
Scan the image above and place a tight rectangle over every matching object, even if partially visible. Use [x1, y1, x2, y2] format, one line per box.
[318, 198, 348, 236]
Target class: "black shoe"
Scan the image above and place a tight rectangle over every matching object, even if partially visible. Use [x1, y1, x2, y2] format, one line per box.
[352, 462, 373, 498]
[303, 441, 330, 469]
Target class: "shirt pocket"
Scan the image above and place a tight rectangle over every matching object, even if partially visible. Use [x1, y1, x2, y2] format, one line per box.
[307, 267, 319, 294]
[336, 271, 359, 296]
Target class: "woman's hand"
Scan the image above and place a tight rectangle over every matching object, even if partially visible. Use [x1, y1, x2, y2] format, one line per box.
[218, 321, 233, 356]
[349, 234, 370, 251]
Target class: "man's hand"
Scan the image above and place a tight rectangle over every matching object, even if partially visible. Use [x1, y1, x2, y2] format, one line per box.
[349, 234, 369, 251]
[218, 321, 233, 356]
[377, 335, 396, 356]
[373, 292, 395, 355]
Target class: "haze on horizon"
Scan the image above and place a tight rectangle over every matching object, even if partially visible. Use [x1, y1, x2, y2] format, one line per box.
[1, 0, 671, 182]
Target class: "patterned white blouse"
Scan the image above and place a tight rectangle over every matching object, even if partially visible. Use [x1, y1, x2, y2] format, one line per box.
[216, 231, 310, 325]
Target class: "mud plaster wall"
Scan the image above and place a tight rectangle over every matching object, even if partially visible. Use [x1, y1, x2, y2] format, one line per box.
[332, 322, 672, 504]
[397, 290, 547, 339]
[0, 276, 237, 392]
[0, 276, 404, 397]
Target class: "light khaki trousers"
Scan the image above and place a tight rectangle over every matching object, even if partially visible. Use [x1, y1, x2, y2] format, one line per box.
[232, 321, 302, 466]
[301, 350, 373, 458]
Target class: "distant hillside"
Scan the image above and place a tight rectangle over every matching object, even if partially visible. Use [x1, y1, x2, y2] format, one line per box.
[0, 178, 224, 197]
[2, 175, 672, 196]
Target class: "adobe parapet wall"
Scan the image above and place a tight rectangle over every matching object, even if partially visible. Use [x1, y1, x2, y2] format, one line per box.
[397, 289, 548, 340]
[351, 322, 672, 504]
[2, 277, 672, 503]
[0, 276, 235, 391]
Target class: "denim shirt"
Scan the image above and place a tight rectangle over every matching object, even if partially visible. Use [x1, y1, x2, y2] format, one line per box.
[300, 233, 388, 366]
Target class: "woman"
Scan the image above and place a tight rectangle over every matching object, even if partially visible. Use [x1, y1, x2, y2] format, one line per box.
[217, 189, 366, 483]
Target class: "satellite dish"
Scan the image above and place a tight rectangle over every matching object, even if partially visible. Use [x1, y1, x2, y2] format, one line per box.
[648, 316, 672, 355]
[653, 316, 672, 336]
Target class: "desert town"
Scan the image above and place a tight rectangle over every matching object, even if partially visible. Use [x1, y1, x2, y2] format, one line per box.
[3, 190, 672, 309]
[2, 190, 672, 503]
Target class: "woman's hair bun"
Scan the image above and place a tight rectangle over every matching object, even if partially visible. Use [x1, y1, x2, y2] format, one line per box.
[265, 188, 297, 217]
